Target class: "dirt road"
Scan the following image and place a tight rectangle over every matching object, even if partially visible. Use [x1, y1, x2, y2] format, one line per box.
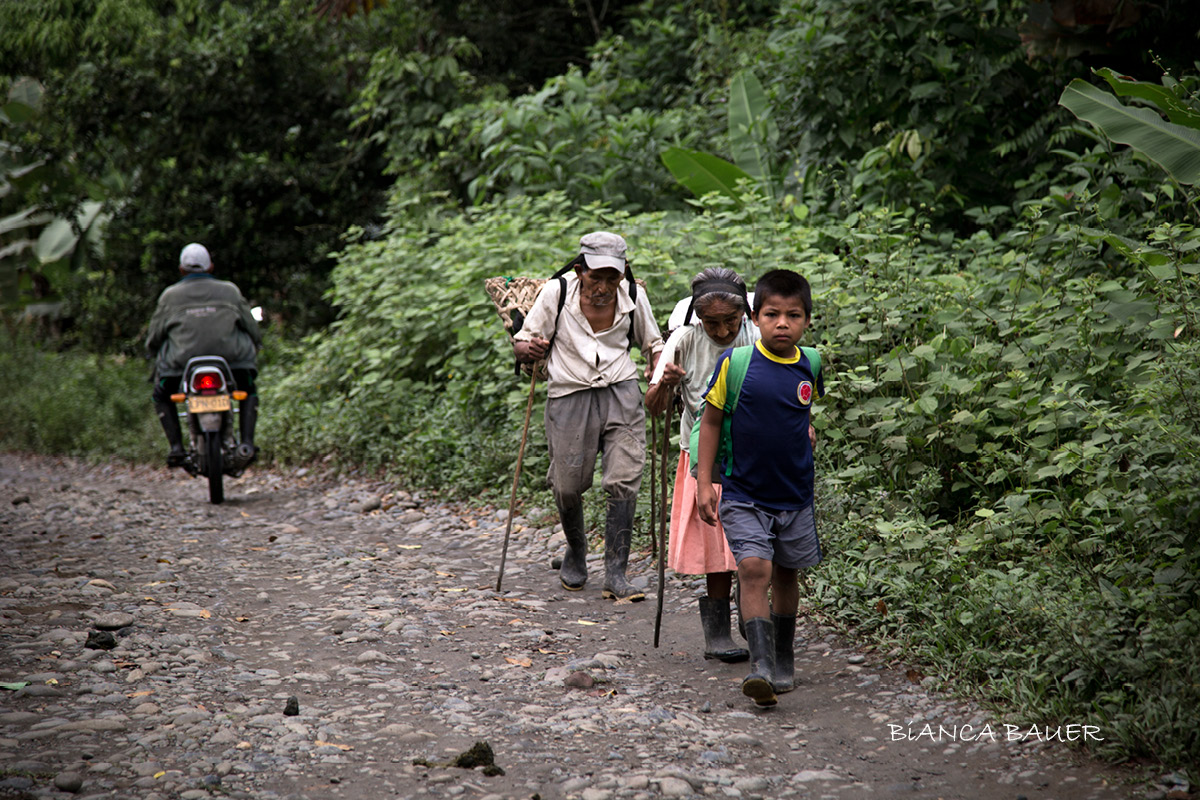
[0, 454, 1147, 799]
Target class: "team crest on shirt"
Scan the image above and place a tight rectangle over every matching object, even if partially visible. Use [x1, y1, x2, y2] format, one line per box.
[797, 381, 814, 406]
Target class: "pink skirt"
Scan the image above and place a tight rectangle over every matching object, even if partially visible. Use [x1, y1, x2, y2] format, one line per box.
[667, 452, 738, 576]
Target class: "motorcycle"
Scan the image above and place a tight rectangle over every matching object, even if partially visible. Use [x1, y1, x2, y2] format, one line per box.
[167, 355, 256, 504]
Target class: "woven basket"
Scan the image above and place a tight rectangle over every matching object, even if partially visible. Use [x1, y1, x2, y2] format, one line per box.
[485, 276, 550, 378]
[484, 276, 549, 340]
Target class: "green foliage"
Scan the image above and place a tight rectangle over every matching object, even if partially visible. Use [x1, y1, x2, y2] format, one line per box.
[800, 185, 1200, 767]
[660, 69, 780, 204]
[762, 0, 1040, 216]
[354, 2, 777, 213]
[363, 58, 700, 211]
[5, 0, 391, 348]
[758, 0, 1200, 224]
[0, 328, 160, 460]
[1, 78, 111, 314]
[352, 37, 485, 191]
[726, 70, 778, 191]
[1061, 67, 1200, 185]
[564, 0, 778, 120]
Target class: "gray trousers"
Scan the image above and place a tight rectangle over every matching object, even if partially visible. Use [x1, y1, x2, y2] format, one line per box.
[545, 380, 645, 507]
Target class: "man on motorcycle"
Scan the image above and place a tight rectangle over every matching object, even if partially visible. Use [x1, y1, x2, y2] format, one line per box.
[147, 243, 262, 468]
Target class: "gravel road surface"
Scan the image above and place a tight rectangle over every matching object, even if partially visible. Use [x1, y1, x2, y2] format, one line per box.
[0, 454, 1152, 800]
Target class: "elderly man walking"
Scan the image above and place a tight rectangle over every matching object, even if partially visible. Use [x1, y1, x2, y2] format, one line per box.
[514, 232, 664, 600]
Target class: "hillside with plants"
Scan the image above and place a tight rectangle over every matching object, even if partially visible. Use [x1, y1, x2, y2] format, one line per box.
[3, 0, 1197, 774]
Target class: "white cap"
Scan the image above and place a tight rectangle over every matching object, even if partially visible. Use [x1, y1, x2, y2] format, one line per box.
[179, 243, 212, 273]
[579, 231, 627, 272]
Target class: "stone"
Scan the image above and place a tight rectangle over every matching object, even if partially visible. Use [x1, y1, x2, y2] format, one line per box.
[658, 777, 693, 796]
[92, 611, 136, 630]
[84, 630, 117, 650]
[565, 671, 595, 689]
[53, 771, 84, 793]
[793, 770, 841, 782]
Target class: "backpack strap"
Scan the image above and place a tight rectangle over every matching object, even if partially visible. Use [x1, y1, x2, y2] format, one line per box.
[799, 346, 821, 381]
[719, 344, 755, 476]
[722, 345, 754, 414]
[546, 255, 582, 351]
[624, 264, 638, 351]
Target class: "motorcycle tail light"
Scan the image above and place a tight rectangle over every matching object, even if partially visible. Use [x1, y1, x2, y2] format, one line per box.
[192, 372, 224, 393]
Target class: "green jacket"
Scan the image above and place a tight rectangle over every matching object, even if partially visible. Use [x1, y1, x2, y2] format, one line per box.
[146, 274, 262, 376]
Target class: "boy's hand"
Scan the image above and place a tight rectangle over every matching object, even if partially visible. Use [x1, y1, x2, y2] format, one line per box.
[697, 481, 719, 526]
[514, 337, 550, 363]
[809, 422, 816, 449]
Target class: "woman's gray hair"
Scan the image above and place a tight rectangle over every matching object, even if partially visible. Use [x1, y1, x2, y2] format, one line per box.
[691, 267, 748, 315]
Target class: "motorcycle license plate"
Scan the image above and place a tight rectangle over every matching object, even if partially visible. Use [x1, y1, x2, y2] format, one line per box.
[187, 394, 231, 413]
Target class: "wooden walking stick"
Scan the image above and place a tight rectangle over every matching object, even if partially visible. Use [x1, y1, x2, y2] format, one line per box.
[649, 414, 658, 560]
[654, 401, 671, 647]
[496, 367, 539, 592]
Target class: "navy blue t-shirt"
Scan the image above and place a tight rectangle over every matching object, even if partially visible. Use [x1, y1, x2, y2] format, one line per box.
[703, 340, 824, 511]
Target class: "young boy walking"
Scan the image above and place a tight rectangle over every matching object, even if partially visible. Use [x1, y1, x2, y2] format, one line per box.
[695, 269, 824, 707]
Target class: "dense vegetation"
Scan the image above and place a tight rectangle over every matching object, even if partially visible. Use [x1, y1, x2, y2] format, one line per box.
[3, 0, 1198, 774]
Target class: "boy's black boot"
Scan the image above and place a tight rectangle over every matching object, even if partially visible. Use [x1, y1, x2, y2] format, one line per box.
[601, 498, 645, 601]
[699, 597, 748, 662]
[557, 498, 588, 591]
[741, 617, 777, 707]
[155, 400, 187, 468]
[771, 611, 797, 693]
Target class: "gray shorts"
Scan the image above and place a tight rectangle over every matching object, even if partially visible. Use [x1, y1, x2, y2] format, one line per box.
[720, 500, 822, 569]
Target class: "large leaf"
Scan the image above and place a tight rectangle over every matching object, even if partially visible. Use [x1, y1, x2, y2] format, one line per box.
[728, 71, 771, 184]
[1095, 68, 1200, 129]
[33, 218, 79, 265]
[1060, 79, 1200, 185]
[3, 77, 42, 124]
[660, 146, 754, 203]
[0, 206, 50, 236]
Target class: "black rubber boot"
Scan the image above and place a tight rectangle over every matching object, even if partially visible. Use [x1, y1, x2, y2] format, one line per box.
[239, 394, 259, 447]
[601, 498, 645, 601]
[558, 498, 588, 591]
[155, 400, 187, 468]
[239, 394, 259, 462]
[772, 611, 797, 693]
[700, 597, 749, 663]
[741, 617, 777, 707]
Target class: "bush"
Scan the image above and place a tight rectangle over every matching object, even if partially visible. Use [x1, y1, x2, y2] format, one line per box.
[0, 328, 161, 461]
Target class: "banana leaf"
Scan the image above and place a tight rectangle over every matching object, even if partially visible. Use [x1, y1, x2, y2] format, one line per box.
[1060, 78, 1200, 185]
[660, 146, 753, 204]
[728, 71, 770, 184]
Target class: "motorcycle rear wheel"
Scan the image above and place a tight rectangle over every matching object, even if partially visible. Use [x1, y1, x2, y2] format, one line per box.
[205, 431, 224, 504]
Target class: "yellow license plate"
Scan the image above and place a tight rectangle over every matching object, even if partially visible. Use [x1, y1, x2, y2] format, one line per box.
[187, 394, 231, 413]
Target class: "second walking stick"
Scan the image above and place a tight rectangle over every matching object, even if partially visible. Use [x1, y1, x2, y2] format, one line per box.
[654, 401, 671, 647]
[496, 368, 538, 592]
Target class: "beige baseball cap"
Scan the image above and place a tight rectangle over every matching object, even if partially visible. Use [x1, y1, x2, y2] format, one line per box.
[579, 231, 627, 272]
